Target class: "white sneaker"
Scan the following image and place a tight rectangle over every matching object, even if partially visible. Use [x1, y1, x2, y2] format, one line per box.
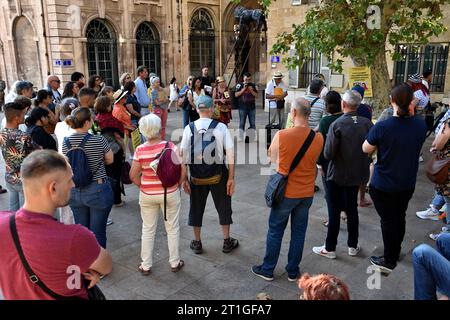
[416, 207, 440, 221]
[312, 245, 337, 259]
[348, 245, 361, 256]
[429, 232, 441, 241]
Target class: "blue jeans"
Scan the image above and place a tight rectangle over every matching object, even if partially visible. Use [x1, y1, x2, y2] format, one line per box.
[69, 180, 113, 248]
[5, 181, 24, 211]
[431, 192, 450, 230]
[413, 233, 450, 300]
[239, 108, 256, 138]
[182, 109, 190, 129]
[259, 197, 313, 278]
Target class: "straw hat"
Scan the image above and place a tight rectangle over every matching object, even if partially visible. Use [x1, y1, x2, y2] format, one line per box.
[273, 71, 284, 79]
[216, 76, 225, 83]
[113, 89, 128, 103]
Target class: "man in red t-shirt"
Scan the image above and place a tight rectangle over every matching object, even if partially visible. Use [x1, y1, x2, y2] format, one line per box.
[0, 150, 112, 300]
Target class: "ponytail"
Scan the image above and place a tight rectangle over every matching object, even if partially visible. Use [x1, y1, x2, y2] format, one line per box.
[391, 83, 414, 118]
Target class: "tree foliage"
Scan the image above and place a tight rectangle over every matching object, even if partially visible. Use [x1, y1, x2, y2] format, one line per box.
[279, 0, 449, 72]
[234, 0, 450, 72]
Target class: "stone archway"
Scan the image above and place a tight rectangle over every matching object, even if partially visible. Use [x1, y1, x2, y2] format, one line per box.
[13, 16, 40, 86]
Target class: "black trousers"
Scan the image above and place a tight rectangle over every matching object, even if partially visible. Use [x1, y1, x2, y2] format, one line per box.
[325, 180, 359, 251]
[188, 170, 232, 227]
[369, 186, 415, 266]
[105, 149, 124, 205]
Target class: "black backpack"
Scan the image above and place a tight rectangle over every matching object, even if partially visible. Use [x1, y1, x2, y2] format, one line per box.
[64, 134, 93, 188]
[189, 120, 223, 179]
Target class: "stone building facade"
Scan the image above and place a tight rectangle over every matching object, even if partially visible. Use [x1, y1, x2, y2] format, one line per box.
[0, 0, 449, 104]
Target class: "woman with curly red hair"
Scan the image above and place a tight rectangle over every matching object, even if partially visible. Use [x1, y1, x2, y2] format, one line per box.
[298, 273, 350, 300]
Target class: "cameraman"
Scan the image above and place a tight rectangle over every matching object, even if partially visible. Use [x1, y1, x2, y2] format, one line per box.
[235, 72, 258, 142]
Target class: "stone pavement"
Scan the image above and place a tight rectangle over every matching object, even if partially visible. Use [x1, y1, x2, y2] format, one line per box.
[0, 108, 444, 300]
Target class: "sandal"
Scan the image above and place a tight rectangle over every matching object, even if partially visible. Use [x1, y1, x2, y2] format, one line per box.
[138, 265, 151, 276]
[171, 260, 185, 273]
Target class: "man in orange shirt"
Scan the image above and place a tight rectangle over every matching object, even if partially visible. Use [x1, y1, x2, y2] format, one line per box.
[251, 97, 323, 282]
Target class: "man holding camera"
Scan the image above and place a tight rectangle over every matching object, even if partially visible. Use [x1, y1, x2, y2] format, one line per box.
[235, 72, 258, 142]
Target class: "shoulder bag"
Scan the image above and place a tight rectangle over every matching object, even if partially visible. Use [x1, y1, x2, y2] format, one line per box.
[426, 151, 450, 185]
[264, 130, 315, 207]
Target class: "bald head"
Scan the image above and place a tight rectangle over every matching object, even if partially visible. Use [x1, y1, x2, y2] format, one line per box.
[292, 97, 311, 119]
[47, 75, 61, 91]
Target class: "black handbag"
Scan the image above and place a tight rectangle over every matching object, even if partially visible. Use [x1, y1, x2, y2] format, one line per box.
[9, 213, 106, 300]
[264, 130, 315, 207]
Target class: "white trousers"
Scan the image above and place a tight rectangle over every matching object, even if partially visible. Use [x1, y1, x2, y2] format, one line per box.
[139, 190, 181, 270]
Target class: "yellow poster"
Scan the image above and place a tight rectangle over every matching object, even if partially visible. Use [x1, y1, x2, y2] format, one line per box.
[131, 128, 141, 150]
[349, 67, 373, 98]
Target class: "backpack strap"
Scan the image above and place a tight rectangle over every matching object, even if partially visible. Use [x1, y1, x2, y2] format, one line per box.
[310, 97, 320, 108]
[63, 137, 72, 150]
[79, 134, 92, 149]
[9, 213, 80, 300]
[208, 120, 220, 130]
[189, 122, 196, 165]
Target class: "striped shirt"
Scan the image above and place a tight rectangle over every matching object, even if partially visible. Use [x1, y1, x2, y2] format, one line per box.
[305, 94, 326, 129]
[133, 141, 180, 195]
[62, 133, 110, 181]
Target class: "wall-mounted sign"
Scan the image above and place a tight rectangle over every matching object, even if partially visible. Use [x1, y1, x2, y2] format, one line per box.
[271, 56, 280, 63]
[54, 59, 74, 68]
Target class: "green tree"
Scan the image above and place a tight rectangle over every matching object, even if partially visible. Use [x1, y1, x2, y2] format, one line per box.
[234, 0, 450, 111]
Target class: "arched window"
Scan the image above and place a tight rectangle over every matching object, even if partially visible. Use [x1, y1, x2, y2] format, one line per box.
[190, 9, 215, 77]
[14, 16, 40, 86]
[86, 19, 119, 88]
[136, 22, 161, 77]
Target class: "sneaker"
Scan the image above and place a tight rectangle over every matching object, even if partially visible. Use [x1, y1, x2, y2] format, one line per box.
[312, 245, 337, 259]
[419, 155, 424, 163]
[190, 240, 203, 254]
[107, 218, 114, 226]
[287, 275, 298, 282]
[223, 237, 239, 253]
[314, 185, 320, 192]
[251, 265, 274, 281]
[370, 256, 395, 274]
[440, 204, 447, 213]
[416, 207, 440, 221]
[442, 226, 449, 233]
[0, 187, 7, 194]
[430, 232, 442, 241]
[348, 245, 361, 256]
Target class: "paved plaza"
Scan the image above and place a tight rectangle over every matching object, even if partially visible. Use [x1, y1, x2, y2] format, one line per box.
[0, 108, 443, 300]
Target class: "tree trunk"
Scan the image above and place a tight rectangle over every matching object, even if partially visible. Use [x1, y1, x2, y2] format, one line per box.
[351, 49, 390, 116]
[368, 49, 391, 115]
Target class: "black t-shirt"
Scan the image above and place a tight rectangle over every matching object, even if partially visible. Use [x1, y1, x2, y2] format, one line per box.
[201, 76, 214, 96]
[235, 82, 257, 109]
[27, 125, 57, 151]
[125, 94, 142, 121]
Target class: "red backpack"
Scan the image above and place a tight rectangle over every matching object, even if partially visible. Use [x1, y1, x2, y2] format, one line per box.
[156, 142, 182, 220]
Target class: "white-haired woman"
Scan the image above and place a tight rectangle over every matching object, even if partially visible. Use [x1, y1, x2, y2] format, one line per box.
[130, 114, 185, 275]
[151, 77, 169, 139]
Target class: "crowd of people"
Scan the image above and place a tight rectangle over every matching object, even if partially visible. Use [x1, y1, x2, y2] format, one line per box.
[0, 65, 448, 301]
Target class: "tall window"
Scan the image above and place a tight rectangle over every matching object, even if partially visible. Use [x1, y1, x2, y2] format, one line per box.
[136, 22, 161, 77]
[289, 49, 328, 88]
[190, 9, 215, 77]
[86, 19, 119, 88]
[394, 44, 449, 92]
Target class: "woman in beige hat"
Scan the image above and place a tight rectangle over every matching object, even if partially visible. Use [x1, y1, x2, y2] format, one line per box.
[212, 76, 232, 126]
